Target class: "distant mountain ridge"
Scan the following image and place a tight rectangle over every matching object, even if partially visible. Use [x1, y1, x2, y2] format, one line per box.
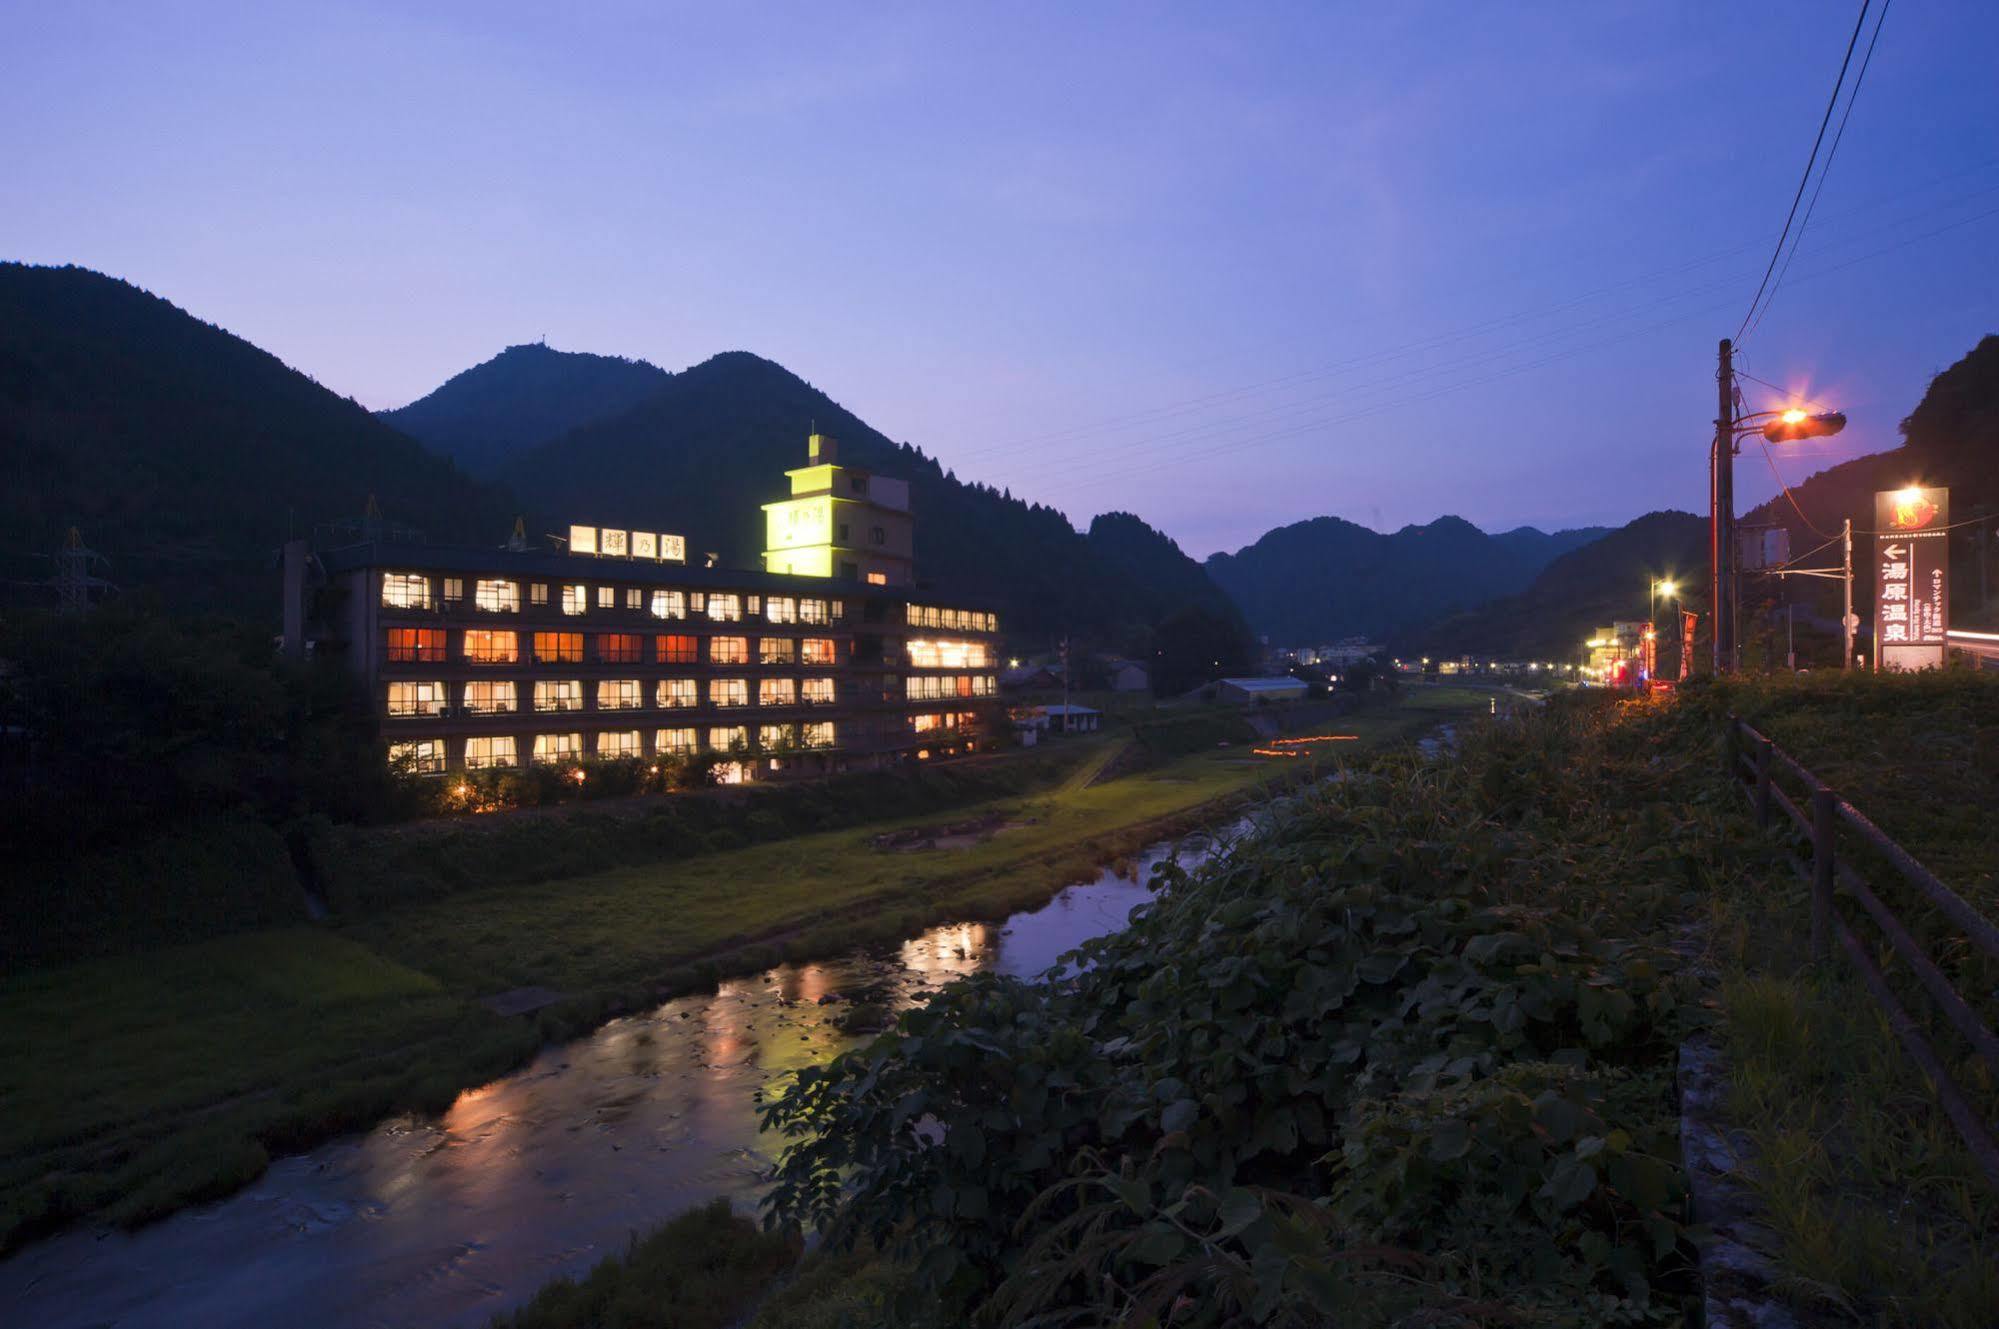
[1401, 510, 1709, 660]
[1205, 514, 1608, 644]
[0, 263, 509, 612]
[484, 349, 1247, 644]
[381, 343, 670, 474]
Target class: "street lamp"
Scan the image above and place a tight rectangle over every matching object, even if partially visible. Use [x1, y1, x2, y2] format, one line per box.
[1709, 338, 1848, 674]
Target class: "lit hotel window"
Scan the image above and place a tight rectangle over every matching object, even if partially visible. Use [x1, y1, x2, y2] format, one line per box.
[799, 598, 830, 625]
[464, 680, 517, 714]
[759, 678, 796, 706]
[760, 637, 796, 665]
[656, 727, 698, 755]
[597, 586, 615, 609]
[464, 630, 519, 664]
[657, 679, 697, 709]
[801, 722, 835, 749]
[759, 723, 796, 751]
[381, 573, 432, 609]
[530, 582, 549, 607]
[708, 726, 749, 753]
[709, 678, 749, 708]
[802, 677, 836, 706]
[765, 596, 797, 624]
[867, 572, 887, 585]
[386, 680, 447, 717]
[906, 640, 990, 669]
[474, 579, 520, 613]
[562, 584, 588, 616]
[597, 730, 642, 759]
[707, 594, 742, 622]
[596, 679, 643, 710]
[532, 733, 584, 765]
[801, 638, 837, 665]
[534, 680, 584, 712]
[656, 633, 698, 664]
[713, 761, 747, 785]
[389, 739, 445, 774]
[650, 589, 686, 620]
[386, 627, 446, 662]
[597, 633, 642, 664]
[443, 578, 464, 606]
[465, 735, 517, 769]
[534, 631, 584, 663]
[624, 588, 642, 611]
[709, 636, 749, 665]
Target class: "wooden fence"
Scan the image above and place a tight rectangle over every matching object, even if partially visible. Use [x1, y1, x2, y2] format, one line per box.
[1724, 714, 1999, 1190]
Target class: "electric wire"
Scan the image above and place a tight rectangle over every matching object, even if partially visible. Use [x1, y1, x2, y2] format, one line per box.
[1744, 0, 1892, 343]
[1734, 0, 1874, 345]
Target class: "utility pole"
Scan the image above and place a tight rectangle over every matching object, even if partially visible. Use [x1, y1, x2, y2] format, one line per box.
[1842, 517, 1855, 671]
[1710, 338, 1736, 674]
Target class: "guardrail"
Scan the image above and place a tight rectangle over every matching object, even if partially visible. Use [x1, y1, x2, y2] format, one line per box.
[1724, 714, 1999, 1190]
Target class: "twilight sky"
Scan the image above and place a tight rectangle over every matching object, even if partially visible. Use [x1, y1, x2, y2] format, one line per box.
[5, 2, 1994, 558]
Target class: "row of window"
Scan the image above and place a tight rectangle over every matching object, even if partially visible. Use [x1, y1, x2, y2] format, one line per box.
[390, 722, 838, 773]
[903, 638, 994, 669]
[387, 677, 841, 716]
[904, 674, 998, 701]
[389, 628, 842, 667]
[381, 573, 843, 625]
[905, 604, 997, 632]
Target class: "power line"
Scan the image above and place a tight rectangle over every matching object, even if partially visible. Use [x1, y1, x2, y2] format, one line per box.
[1735, 0, 1874, 345]
[1744, 0, 1892, 343]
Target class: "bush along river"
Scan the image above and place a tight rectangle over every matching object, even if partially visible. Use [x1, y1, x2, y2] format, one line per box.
[0, 823, 1255, 1329]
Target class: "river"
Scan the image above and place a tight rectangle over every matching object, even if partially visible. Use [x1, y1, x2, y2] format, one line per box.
[0, 826, 1244, 1329]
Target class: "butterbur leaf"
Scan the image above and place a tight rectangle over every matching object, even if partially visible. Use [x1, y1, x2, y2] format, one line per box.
[1215, 1188, 1261, 1237]
[1126, 1225, 1185, 1267]
[1161, 1098, 1200, 1133]
[1428, 1119, 1472, 1161]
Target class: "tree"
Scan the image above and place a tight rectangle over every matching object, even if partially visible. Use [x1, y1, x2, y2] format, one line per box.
[1153, 602, 1257, 696]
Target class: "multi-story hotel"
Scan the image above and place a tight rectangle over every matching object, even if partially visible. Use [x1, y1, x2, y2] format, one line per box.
[282, 435, 1000, 780]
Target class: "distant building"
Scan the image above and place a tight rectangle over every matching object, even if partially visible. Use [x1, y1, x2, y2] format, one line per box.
[1316, 637, 1382, 666]
[1039, 703, 1102, 734]
[285, 434, 1001, 781]
[1216, 676, 1309, 704]
[1102, 657, 1150, 692]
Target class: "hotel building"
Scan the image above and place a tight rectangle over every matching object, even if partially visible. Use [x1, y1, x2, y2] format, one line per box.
[282, 435, 1000, 780]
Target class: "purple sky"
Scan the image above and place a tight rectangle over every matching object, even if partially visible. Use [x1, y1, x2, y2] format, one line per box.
[6, 2, 1994, 558]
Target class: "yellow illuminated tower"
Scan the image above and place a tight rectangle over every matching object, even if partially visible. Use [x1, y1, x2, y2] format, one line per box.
[762, 433, 914, 585]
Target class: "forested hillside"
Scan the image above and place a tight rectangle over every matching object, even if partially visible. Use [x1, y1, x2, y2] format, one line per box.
[0, 264, 509, 612]
[492, 350, 1243, 646]
[1205, 514, 1606, 644]
[1400, 510, 1708, 660]
[381, 343, 670, 474]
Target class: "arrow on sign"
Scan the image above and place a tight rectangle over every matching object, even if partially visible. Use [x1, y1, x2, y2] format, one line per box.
[1884, 544, 1907, 559]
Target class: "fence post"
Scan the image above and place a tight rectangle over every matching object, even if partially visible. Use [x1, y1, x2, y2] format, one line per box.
[1724, 715, 1739, 785]
[1811, 787, 1836, 964]
[1754, 737, 1773, 828]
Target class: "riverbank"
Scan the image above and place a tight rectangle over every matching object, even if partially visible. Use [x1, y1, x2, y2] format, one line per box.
[0, 688, 1486, 1255]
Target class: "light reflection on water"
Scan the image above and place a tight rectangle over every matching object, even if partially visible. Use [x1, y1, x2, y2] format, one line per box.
[0, 829, 1234, 1329]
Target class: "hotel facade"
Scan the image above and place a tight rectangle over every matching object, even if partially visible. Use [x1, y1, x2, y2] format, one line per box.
[282, 435, 1001, 781]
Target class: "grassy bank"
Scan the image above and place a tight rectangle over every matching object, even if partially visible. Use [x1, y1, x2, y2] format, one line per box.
[0, 691, 1479, 1255]
[1656, 672, 1999, 1323]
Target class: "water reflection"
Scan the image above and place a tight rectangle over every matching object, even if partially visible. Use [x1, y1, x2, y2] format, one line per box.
[0, 830, 1228, 1329]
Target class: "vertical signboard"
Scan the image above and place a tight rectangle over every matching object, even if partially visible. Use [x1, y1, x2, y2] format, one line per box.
[1875, 486, 1949, 671]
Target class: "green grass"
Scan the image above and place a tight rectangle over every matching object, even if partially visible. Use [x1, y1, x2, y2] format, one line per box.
[0, 692, 1481, 1253]
[1649, 672, 1999, 1325]
[490, 1198, 796, 1329]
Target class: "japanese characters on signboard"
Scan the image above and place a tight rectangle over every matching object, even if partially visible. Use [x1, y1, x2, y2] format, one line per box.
[567, 525, 687, 563]
[1874, 486, 1948, 670]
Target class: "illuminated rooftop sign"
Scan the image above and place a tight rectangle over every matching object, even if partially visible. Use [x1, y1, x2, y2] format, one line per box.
[569, 525, 686, 563]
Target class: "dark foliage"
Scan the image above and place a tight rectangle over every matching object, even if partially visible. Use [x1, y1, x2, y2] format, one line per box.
[1206, 514, 1606, 644]
[1152, 601, 1259, 695]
